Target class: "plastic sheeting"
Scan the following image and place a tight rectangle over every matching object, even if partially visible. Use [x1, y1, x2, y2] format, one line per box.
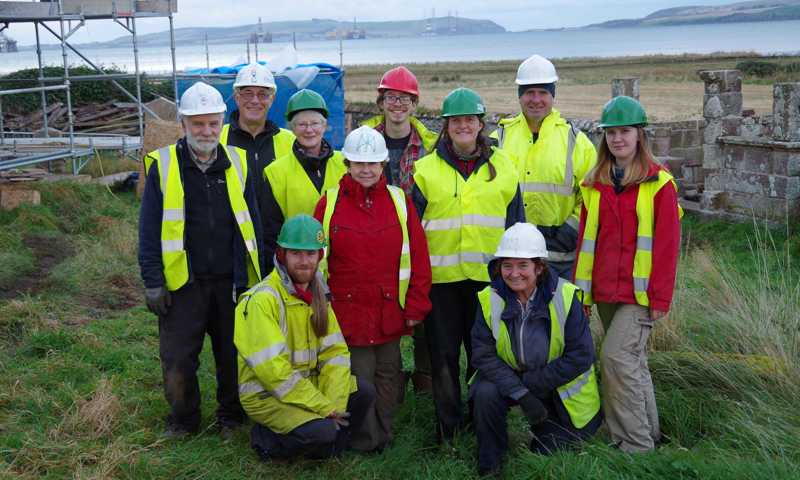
[177, 62, 346, 148]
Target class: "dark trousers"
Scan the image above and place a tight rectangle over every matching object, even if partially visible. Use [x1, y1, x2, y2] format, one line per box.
[250, 377, 376, 460]
[158, 278, 245, 432]
[349, 340, 402, 451]
[546, 259, 575, 280]
[472, 378, 601, 470]
[425, 280, 486, 439]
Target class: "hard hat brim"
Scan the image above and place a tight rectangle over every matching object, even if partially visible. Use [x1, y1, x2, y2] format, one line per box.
[234, 81, 277, 90]
[514, 74, 559, 85]
[178, 106, 227, 116]
[493, 250, 549, 260]
[344, 154, 387, 163]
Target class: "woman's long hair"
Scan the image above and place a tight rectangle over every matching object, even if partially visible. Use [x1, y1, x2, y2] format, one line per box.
[586, 126, 656, 186]
[435, 116, 497, 181]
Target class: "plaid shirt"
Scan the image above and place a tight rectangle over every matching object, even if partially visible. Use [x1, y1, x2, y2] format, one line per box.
[373, 121, 426, 195]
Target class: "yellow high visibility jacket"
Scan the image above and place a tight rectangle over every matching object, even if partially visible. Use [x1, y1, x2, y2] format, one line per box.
[144, 144, 261, 291]
[361, 115, 439, 152]
[491, 110, 596, 232]
[413, 147, 519, 284]
[264, 150, 347, 220]
[574, 170, 683, 306]
[220, 123, 295, 160]
[477, 278, 601, 429]
[234, 267, 357, 434]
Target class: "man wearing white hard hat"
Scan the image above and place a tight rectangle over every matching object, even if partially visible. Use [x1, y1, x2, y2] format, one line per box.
[492, 55, 597, 279]
[312, 126, 432, 451]
[139, 81, 264, 439]
[223, 64, 294, 272]
[470, 223, 600, 475]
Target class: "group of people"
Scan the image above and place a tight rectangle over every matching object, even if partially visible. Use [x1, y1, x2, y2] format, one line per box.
[138, 53, 682, 476]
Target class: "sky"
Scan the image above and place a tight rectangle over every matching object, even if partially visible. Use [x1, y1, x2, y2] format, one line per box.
[3, 0, 743, 45]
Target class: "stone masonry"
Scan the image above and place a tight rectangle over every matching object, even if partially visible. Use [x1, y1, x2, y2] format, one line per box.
[611, 77, 640, 101]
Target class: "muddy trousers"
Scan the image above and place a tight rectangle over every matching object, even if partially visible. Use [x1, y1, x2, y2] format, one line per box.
[250, 377, 376, 460]
[471, 378, 601, 470]
[426, 280, 487, 440]
[157, 278, 245, 432]
[349, 340, 402, 451]
[597, 302, 660, 452]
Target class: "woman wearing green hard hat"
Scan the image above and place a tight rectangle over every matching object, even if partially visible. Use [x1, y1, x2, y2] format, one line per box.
[261, 89, 347, 273]
[573, 95, 682, 452]
[411, 87, 525, 444]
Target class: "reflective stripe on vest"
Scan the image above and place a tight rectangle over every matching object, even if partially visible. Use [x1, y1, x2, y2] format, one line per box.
[414, 148, 518, 283]
[321, 184, 411, 307]
[477, 278, 601, 429]
[574, 170, 683, 306]
[265, 150, 347, 220]
[153, 143, 262, 290]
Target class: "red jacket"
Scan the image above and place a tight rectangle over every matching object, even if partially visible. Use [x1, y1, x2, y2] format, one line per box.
[574, 164, 681, 313]
[314, 174, 432, 346]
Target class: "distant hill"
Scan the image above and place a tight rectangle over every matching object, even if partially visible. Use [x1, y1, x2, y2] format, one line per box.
[81, 16, 504, 48]
[585, 0, 800, 28]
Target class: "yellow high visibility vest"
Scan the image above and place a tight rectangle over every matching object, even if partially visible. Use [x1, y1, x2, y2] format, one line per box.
[264, 150, 347, 220]
[146, 144, 261, 291]
[492, 110, 597, 255]
[477, 278, 601, 429]
[220, 123, 295, 160]
[574, 170, 683, 306]
[321, 184, 411, 307]
[361, 115, 439, 152]
[234, 269, 357, 434]
[413, 147, 518, 284]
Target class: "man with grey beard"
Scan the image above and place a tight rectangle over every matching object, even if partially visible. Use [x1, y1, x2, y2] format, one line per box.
[139, 82, 264, 439]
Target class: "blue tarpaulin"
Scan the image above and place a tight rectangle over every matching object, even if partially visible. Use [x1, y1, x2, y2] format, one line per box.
[178, 62, 346, 148]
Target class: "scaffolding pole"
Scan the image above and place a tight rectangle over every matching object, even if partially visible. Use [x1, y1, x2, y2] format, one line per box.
[169, 10, 178, 120]
[57, 0, 77, 173]
[34, 22, 49, 139]
[130, 16, 145, 150]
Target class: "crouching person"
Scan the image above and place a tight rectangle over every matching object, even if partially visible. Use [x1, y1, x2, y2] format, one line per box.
[234, 214, 375, 461]
[470, 223, 601, 476]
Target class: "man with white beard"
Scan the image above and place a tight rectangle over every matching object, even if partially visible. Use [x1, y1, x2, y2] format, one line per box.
[139, 82, 264, 439]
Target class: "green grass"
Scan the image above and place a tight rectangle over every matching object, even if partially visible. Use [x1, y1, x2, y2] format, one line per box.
[1, 182, 799, 478]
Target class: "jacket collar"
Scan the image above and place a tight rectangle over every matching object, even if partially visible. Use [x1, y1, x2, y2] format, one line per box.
[273, 255, 330, 301]
[340, 173, 388, 200]
[293, 138, 334, 170]
[435, 139, 492, 177]
[176, 137, 230, 173]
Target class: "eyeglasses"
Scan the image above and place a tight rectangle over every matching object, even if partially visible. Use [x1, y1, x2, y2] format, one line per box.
[238, 90, 273, 102]
[295, 121, 325, 131]
[384, 95, 413, 105]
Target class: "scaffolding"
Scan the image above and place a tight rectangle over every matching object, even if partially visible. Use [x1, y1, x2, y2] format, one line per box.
[0, 0, 178, 173]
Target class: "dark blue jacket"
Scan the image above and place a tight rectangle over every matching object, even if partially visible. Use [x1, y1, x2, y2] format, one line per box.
[470, 261, 595, 408]
[138, 138, 265, 290]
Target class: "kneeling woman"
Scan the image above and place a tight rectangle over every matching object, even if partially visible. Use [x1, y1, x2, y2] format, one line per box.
[573, 96, 681, 453]
[471, 223, 601, 475]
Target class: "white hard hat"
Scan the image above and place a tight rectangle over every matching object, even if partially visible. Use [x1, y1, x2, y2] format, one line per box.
[342, 126, 388, 163]
[515, 54, 559, 85]
[494, 223, 549, 259]
[179, 82, 227, 116]
[234, 63, 277, 90]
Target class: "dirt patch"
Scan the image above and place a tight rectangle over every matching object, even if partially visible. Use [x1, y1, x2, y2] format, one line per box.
[0, 234, 73, 300]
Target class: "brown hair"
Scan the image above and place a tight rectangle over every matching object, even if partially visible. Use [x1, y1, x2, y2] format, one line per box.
[586, 127, 656, 186]
[436, 117, 497, 181]
[308, 273, 329, 338]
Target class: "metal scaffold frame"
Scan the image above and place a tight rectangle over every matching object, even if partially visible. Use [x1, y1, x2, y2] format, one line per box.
[0, 0, 179, 174]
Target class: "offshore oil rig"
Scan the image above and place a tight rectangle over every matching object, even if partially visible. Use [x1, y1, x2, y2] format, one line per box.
[0, 31, 18, 52]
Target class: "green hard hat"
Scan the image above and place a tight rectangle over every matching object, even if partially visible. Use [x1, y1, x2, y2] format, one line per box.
[441, 87, 486, 118]
[599, 95, 648, 128]
[277, 214, 326, 250]
[286, 89, 328, 121]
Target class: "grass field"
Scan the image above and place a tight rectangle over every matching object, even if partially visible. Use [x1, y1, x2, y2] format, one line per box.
[345, 53, 800, 121]
[0, 179, 798, 479]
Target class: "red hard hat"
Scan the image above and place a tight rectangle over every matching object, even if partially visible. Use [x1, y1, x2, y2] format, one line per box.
[377, 66, 419, 96]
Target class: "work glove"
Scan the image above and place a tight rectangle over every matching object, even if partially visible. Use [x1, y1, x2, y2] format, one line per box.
[518, 393, 548, 426]
[145, 287, 171, 316]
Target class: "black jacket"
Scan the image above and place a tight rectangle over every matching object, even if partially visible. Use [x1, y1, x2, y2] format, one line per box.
[138, 138, 264, 290]
[411, 140, 525, 227]
[470, 262, 595, 422]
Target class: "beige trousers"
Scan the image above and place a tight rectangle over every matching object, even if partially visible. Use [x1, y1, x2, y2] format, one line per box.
[597, 303, 660, 453]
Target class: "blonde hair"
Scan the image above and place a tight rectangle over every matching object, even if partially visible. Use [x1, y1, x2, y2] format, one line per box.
[586, 127, 656, 186]
[309, 275, 329, 338]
